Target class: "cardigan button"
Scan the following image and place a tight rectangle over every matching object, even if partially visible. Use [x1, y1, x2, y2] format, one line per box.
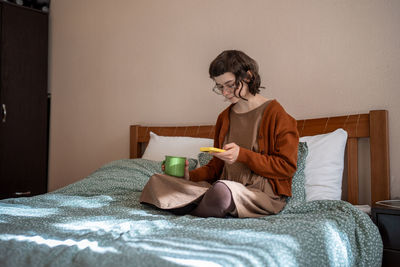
[260, 150, 265, 155]
[258, 135, 263, 139]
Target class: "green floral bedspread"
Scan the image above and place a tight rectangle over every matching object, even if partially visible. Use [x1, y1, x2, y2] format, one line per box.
[0, 159, 382, 267]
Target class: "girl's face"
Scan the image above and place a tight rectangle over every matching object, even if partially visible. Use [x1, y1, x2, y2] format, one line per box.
[213, 72, 249, 103]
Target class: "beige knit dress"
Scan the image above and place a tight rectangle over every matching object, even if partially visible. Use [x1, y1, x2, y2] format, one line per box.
[140, 101, 287, 218]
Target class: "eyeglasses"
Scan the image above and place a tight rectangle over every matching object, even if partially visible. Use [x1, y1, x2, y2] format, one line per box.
[212, 82, 237, 95]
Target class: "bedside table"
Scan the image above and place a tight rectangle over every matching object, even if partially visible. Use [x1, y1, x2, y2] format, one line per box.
[372, 204, 400, 267]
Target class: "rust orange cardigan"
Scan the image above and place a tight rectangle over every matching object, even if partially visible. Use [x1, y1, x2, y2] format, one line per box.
[189, 99, 299, 197]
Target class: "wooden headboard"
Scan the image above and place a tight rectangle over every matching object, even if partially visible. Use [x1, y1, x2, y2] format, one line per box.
[130, 110, 390, 205]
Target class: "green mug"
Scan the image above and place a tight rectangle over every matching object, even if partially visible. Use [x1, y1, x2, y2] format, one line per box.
[162, 156, 186, 177]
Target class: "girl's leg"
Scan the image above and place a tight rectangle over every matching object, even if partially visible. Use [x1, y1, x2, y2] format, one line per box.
[169, 203, 197, 215]
[190, 182, 235, 218]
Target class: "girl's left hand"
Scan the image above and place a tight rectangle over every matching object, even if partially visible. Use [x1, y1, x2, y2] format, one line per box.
[211, 142, 240, 165]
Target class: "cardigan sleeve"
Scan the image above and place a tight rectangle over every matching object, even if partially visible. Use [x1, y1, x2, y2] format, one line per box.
[189, 157, 224, 182]
[236, 105, 299, 180]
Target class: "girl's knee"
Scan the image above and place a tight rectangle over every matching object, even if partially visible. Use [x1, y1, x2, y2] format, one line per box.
[211, 182, 231, 196]
[204, 182, 234, 209]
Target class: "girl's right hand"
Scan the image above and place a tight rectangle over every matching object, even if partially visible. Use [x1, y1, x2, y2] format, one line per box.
[183, 159, 190, 180]
[161, 160, 190, 180]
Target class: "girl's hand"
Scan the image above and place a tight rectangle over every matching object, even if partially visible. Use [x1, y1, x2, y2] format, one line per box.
[211, 142, 240, 165]
[184, 160, 190, 180]
[162, 160, 190, 180]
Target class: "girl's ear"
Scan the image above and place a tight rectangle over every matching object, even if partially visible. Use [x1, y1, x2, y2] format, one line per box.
[244, 70, 253, 83]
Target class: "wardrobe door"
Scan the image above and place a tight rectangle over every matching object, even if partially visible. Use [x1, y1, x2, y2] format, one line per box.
[0, 4, 48, 199]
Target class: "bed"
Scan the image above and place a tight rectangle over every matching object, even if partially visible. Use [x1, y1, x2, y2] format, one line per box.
[0, 109, 390, 266]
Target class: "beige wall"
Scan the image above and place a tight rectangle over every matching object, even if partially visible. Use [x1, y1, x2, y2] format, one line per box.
[48, 0, 400, 200]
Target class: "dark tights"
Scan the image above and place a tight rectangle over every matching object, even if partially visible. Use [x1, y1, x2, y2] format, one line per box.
[190, 182, 235, 218]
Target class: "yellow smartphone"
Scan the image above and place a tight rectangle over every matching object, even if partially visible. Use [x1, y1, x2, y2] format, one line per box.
[200, 147, 226, 153]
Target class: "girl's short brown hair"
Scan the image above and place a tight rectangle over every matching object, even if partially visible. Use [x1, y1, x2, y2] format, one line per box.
[209, 50, 262, 96]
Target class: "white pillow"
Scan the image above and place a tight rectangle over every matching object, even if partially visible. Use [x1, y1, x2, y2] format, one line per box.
[141, 132, 214, 165]
[300, 128, 348, 201]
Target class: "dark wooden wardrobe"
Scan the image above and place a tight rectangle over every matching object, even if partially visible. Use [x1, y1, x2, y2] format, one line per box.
[0, 2, 49, 199]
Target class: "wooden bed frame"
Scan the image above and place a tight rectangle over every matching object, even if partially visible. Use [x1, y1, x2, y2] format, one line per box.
[130, 110, 390, 205]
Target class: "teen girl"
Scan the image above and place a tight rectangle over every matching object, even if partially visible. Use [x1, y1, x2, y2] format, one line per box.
[140, 50, 299, 218]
